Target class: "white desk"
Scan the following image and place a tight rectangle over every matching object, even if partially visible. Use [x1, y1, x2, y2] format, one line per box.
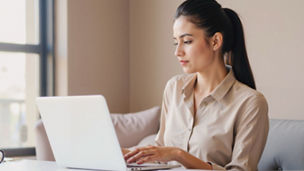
[0, 160, 73, 171]
[0, 160, 206, 171]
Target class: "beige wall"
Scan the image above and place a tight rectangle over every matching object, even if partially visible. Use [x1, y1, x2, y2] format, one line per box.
[129, 0, 183, 111]
[217, 0, 304, 119]
[56, 0, 304, 119]
[55, 0, 130, 113]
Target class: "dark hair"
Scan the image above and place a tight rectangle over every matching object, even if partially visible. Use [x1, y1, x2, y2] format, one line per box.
[175, 0, 256, 90]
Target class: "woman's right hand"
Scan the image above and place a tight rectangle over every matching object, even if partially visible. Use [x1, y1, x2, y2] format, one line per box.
[122, 148, 130, 155]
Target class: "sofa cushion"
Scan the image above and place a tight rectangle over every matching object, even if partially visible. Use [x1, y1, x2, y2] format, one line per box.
[258, 119, 304, 170]
[111, 106, 160, 148]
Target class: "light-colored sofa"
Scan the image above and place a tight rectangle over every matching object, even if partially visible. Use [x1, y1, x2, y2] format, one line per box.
[35, 108, 304, 170]
[257, 119, 304, 170]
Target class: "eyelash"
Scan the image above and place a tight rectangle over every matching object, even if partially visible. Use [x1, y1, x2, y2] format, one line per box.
[184, 40, 192, 44]
[173, 40, 192, 46]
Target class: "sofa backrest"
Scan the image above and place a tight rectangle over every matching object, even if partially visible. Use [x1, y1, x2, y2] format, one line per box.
[258, 119, 304, 170]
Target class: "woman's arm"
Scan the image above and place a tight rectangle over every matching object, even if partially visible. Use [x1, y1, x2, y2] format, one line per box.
[124, 146, 212, 170]
[225, 94, 269, 170]
[174, 148, 213, 169]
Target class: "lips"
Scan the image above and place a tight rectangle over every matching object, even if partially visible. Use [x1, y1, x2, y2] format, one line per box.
[179, 60, 189, 65]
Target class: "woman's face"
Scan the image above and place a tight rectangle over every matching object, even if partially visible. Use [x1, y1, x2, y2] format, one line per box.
[173, 16, 216, 74]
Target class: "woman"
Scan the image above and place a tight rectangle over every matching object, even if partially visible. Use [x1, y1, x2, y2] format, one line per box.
[124, 0, 269, 170]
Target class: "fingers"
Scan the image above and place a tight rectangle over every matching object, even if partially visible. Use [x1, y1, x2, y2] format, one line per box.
[124, 146, 154, 159]
[124, 148, 140, 161]
[124, 146, 156, 164]
[126, 149, 153, 164]
[124, 146, 177, 165]
[122, 148, 130, 155]
[136, 155, 157, 164]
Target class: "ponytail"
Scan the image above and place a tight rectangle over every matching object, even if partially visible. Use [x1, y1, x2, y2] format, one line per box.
[223, 8, 256, 90]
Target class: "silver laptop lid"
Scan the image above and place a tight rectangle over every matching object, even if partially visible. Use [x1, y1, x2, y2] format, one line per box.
[36, 95, 126, 170]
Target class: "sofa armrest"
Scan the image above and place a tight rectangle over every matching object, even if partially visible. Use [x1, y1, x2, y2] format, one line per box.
[258, 119, 304, 170]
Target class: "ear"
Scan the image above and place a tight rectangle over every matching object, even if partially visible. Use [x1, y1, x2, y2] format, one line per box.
[211, 32, 223, 51]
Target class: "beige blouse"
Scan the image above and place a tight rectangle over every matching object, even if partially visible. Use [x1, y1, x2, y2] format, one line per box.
[155, 69, 269, 171]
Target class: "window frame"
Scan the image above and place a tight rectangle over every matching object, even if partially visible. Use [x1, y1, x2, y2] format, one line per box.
[0, 0, 54, 157]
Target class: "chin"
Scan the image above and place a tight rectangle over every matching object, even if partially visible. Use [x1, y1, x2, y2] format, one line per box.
[182, 68, 195, 74]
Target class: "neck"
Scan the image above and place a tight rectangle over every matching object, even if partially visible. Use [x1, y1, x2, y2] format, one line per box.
[195, 62, 228, 95]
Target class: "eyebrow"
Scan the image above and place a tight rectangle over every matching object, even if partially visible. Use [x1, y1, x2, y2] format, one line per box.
[173, 33, 193, 39]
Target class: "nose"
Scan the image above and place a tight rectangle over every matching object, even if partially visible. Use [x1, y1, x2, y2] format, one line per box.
[174, 44, 185, 57]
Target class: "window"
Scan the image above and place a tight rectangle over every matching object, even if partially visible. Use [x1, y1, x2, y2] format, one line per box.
[0, 0, 53, 156]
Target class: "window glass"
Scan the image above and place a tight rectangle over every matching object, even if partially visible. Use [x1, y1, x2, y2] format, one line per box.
[0, 0, 39, 44]
[0, 52, 40, 148]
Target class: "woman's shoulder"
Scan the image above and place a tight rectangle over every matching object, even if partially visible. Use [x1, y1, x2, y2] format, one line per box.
[232, 81, 269, 128]
[232, 80, 268, 108]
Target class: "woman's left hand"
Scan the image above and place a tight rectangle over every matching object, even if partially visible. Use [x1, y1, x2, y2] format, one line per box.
[124, 146, 180, 164]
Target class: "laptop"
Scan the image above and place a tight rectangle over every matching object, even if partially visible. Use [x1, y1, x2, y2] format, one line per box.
[36, 95, 180, 171]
